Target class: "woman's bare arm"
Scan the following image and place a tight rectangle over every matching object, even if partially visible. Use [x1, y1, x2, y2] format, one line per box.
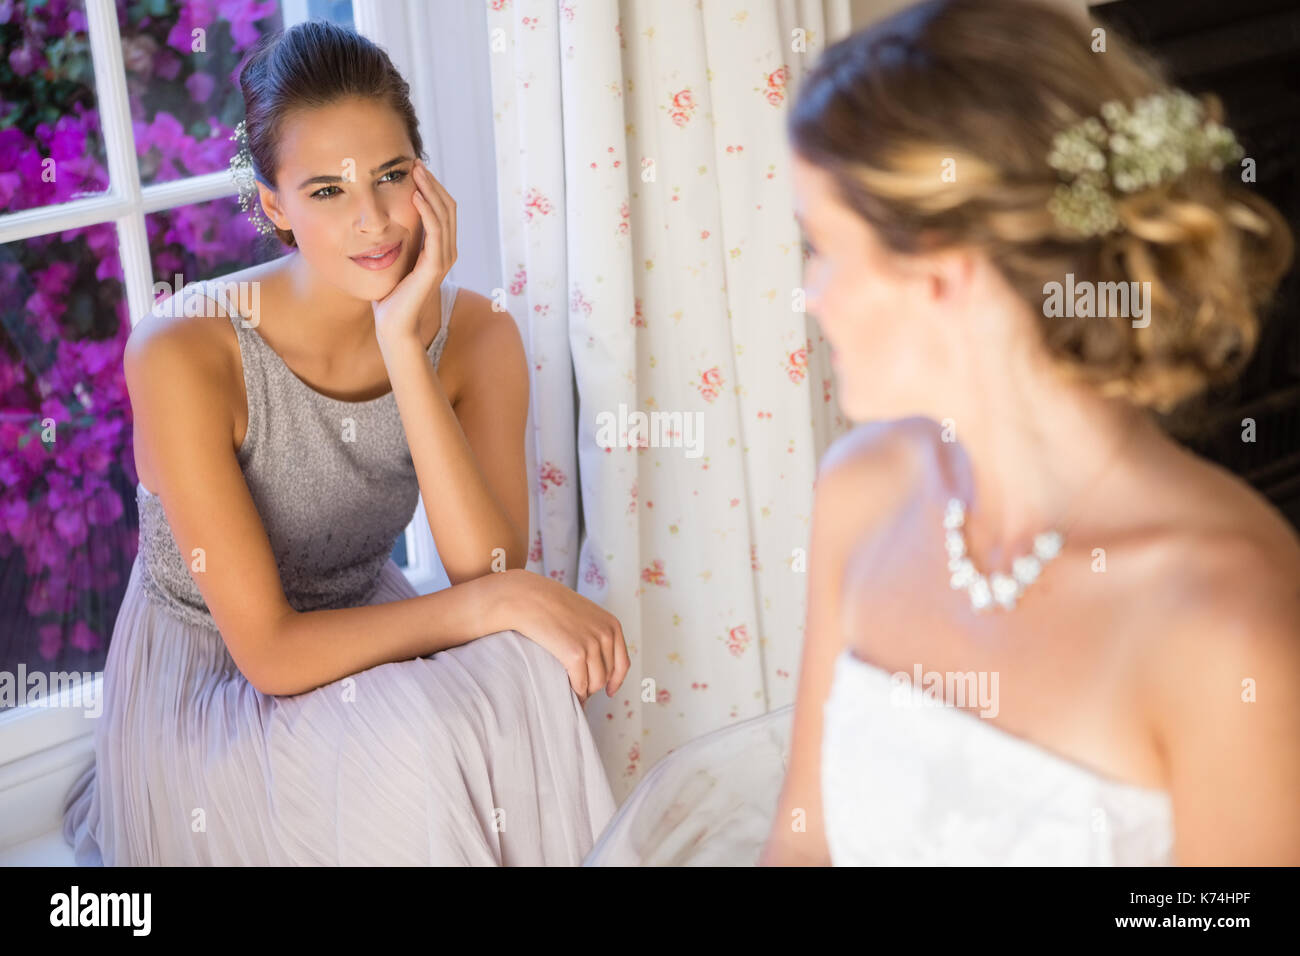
[264, 572, 511, 696]
[759, 423, 920, 865]
[380, 290, 530, 583]
[1146, 534, 1300, 864]
[125, 306, 516, 698]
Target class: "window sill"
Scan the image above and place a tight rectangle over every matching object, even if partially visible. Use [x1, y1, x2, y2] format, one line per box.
[0, 562, 453, 856]
[0, 677, 100, 854]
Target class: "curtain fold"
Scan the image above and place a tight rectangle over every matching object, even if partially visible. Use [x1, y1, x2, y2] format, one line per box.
[488, 0, 851, 802]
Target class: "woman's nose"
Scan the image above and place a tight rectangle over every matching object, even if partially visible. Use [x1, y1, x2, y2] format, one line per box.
[355, 192, 391, 232]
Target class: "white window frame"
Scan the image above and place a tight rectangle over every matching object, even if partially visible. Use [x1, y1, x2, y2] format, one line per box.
[0, 0, 501, 855]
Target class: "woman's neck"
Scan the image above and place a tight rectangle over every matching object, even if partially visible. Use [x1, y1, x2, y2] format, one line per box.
[938, 295, 1161, 569]
[274, 250, 381, 354]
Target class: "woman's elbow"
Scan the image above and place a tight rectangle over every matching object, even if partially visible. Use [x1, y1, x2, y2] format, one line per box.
[229, 609, 297, 697]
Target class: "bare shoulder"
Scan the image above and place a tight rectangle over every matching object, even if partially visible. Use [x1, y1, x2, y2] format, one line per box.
[1152, 518, 1300, 660]
[442, 286, 526, 399]
[805, 418, 938, 597]
[126, 282, 240, 383]
[125, 283, 243, 479]
[1136, 457, 1300, 721]
[446, 286, 523, 352]
[815, 416, 936, 515]
[1135, 470, 1300, 858]
[1158, 448, 1300, 627]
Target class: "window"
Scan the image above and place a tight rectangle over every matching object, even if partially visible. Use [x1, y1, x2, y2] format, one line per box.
[0, 0, 356, 715]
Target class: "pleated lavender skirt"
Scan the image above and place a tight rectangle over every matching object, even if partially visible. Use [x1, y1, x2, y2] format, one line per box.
[62, 554, 618, 865]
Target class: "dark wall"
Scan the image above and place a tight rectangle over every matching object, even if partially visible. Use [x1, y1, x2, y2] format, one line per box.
[1092, 0, 1300, 530]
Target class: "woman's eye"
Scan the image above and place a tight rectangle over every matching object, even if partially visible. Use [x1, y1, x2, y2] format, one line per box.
[309, 169, 408, 201]
[801, 237, 818, 258]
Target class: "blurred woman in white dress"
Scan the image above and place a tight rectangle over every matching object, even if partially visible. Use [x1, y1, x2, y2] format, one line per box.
[584, 0, 1299, 866]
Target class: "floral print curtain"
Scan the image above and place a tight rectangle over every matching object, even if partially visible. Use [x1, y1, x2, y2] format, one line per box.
[487, 0, 851, 801]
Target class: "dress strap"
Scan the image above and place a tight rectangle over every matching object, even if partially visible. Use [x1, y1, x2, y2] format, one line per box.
[431, 279, 459, 368]
[193, 279, 267, 459]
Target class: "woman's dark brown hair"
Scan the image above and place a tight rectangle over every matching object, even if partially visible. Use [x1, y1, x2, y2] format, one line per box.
[788, 0, 1293, 415]
[237, 19, 425, 249]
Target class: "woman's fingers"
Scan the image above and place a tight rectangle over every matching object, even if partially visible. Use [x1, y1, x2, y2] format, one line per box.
[412, 161, 449, 279]
[423, 167, 457, 267]
[609, 619, 630, 695]
[410, 164, 442, 277]
[569, 659, 590, 704]
[585, 640, 607, 706]
[413, 161, 453, 273]
[596, 626, 615, 694]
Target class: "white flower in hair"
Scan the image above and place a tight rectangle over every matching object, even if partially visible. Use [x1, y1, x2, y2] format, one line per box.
[228, 120, 278, 238]
[1045, 88, 1245, 238]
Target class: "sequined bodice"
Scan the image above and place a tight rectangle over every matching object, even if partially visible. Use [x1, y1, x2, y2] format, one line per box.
[135, 277, 459, 630]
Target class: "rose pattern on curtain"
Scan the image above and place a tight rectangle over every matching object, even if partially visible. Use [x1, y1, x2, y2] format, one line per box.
[487, 0, 851, 801]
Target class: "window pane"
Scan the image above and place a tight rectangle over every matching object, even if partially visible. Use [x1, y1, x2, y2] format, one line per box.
[119, 0, 354, 189]
[0, 226, 133, 708]
[146, 193, 284, 290]
[0, 0, 110, 212]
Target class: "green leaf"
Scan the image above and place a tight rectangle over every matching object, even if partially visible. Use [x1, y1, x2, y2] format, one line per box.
[63, 57, 91, 86]
[44, 37, 65, 70]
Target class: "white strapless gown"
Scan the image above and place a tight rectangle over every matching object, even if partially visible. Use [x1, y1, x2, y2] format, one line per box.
[583, 648, 1174, 865]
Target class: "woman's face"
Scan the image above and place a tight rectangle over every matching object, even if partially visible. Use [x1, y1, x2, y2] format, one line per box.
[256, 96, 422, 301]
[791, 153, 959, 423]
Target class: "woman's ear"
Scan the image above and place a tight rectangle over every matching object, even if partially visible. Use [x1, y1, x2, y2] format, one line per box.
[256, 181, 291, 233]
[925, 245, 978, 305]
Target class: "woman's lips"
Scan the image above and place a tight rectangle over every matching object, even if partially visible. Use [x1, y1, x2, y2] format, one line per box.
[350, 241, 402, 270]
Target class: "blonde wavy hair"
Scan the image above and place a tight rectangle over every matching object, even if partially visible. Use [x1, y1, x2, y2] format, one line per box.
[788, 0, 1293, 417]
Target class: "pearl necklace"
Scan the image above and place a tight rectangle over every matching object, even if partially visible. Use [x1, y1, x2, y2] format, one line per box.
[944, 498, 1063, 612]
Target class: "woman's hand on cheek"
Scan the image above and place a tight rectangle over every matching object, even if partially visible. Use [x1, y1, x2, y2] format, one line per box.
[371, 159, 458, 347]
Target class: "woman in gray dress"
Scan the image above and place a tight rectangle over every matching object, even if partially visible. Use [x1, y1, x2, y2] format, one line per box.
[63, 21, 626, 866]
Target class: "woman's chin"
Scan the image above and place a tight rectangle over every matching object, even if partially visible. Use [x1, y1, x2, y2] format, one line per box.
[837, 395, 878, 423]
[350, 273, 399, 301]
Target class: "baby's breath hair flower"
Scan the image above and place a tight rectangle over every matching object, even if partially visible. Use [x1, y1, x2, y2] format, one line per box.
[228, 120, 278, 238]
[1046, 89, 1245, 238]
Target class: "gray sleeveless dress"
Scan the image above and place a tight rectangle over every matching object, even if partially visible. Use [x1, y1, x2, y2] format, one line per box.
[61, 276, 617, 865]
